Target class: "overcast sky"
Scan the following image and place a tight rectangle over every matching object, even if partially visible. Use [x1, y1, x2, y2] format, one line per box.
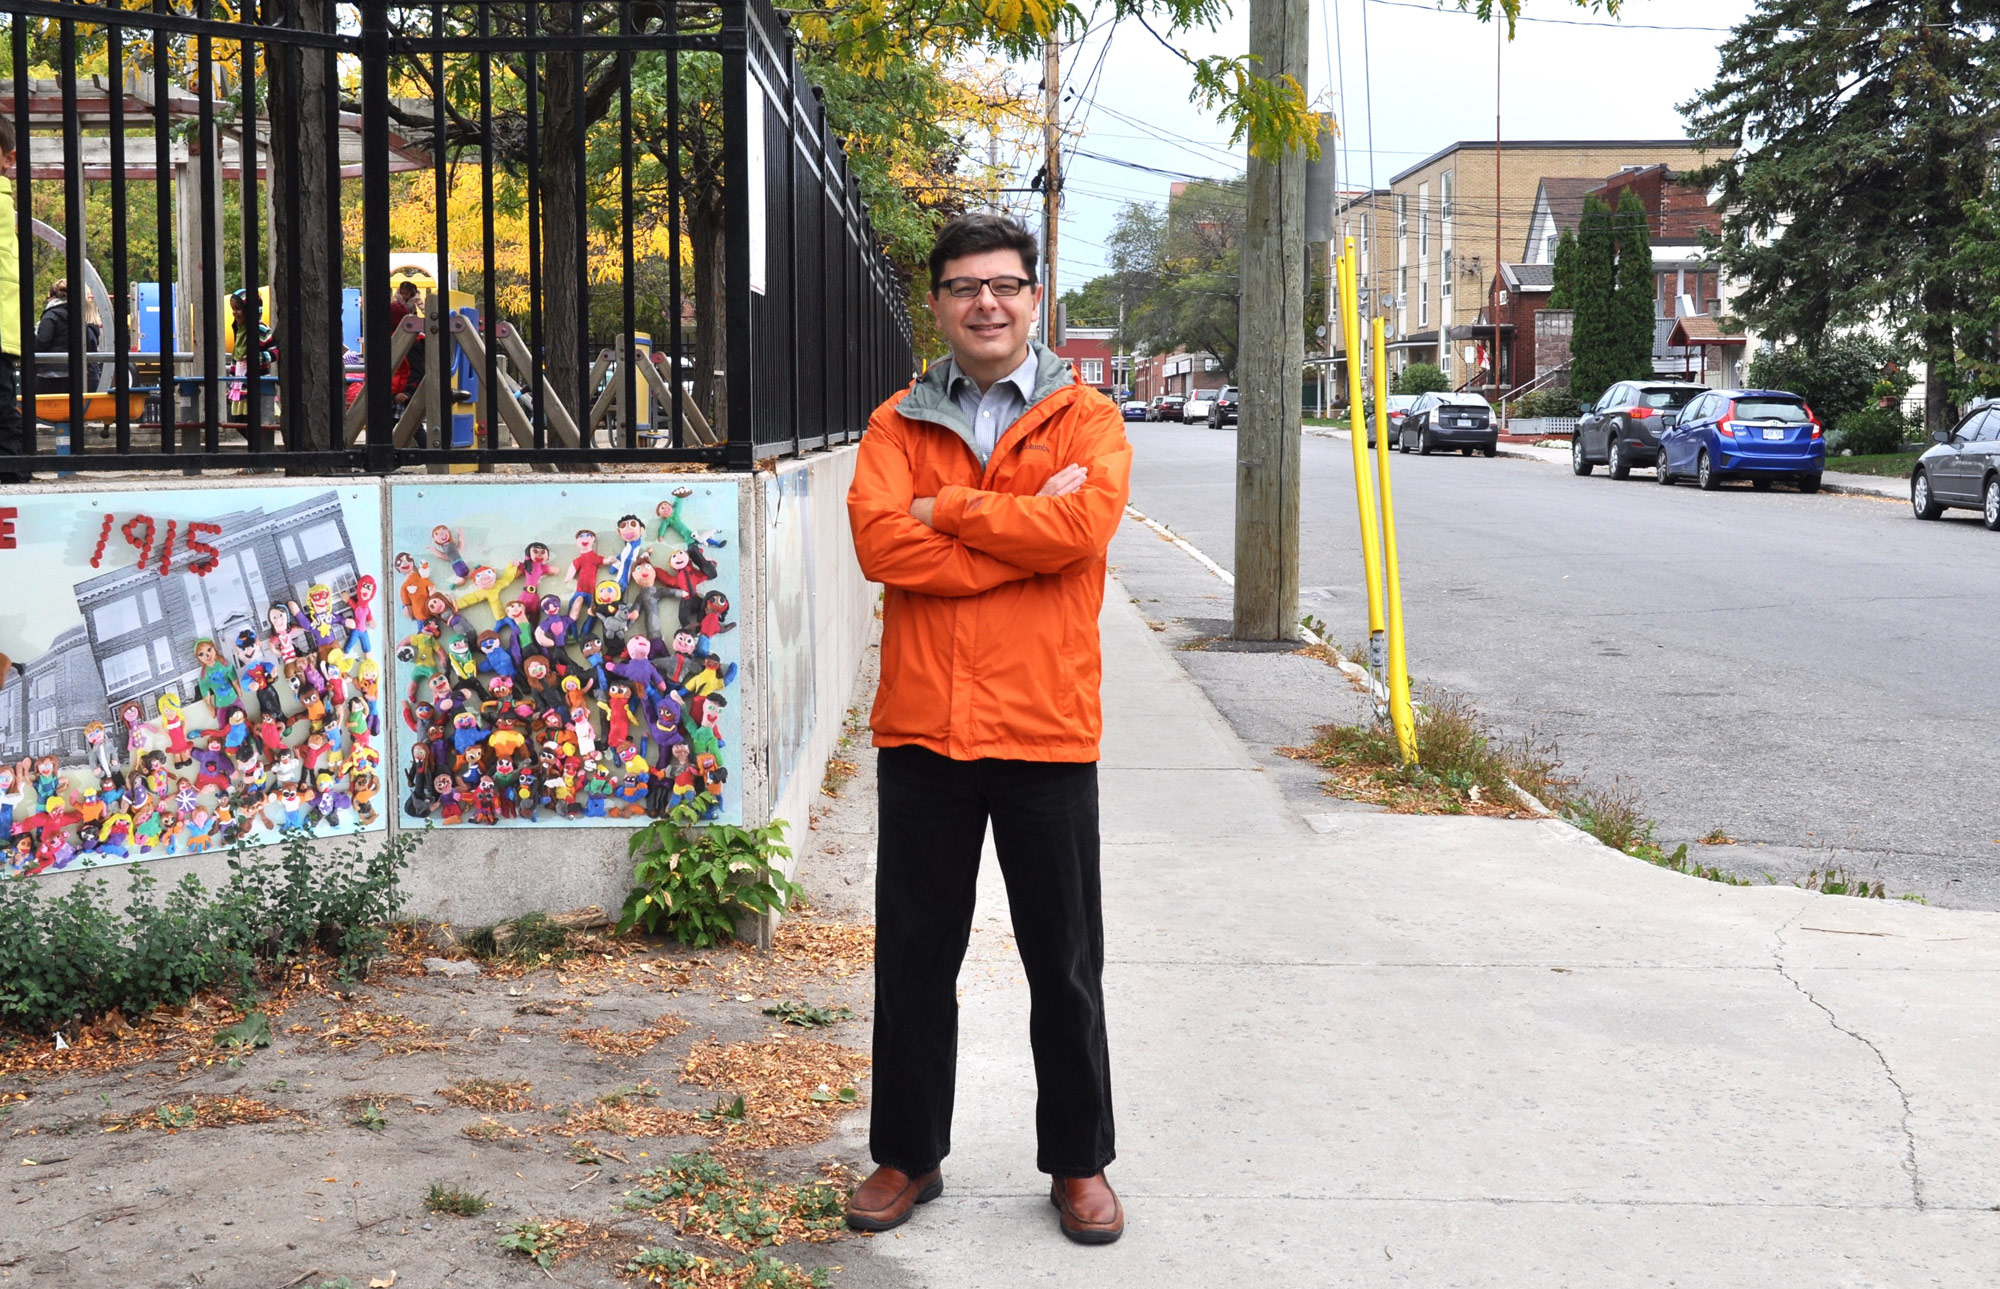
[1020, 0, 1760, 289]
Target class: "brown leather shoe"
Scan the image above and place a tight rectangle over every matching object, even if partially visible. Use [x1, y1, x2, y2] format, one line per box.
[844, 1165, 943, 1232]
[1050, 1172, 1124, 1244]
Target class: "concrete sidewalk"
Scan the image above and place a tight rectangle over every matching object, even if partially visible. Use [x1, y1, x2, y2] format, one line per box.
[841, 581, 2000, 1286]
[1306, 425, 1910, 501]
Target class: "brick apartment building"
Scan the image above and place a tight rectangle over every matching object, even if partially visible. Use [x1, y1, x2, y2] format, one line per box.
[1051, 326, 1125, 398]
[1328, 139, 1711, 395]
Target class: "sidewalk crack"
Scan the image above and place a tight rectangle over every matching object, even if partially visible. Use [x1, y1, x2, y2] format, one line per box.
[1772, 907, 1924, 1210]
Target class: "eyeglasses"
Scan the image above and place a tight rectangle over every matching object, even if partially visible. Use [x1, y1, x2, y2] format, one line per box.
[936, 275, 1036, 300]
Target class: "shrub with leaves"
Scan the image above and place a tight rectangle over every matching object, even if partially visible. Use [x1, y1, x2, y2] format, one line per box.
[0, 830, 421, 1033]
[617, 810, 797, 947]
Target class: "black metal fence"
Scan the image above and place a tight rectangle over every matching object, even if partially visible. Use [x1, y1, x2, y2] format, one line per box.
[1, 0, 913, 476]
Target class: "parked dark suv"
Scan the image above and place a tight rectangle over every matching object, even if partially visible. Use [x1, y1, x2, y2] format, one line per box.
[1208, 386, 1240, 428]
[1572, 381, 1706, 479]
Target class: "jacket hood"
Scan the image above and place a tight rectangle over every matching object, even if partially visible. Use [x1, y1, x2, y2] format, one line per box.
[897, 341, 1075, 457]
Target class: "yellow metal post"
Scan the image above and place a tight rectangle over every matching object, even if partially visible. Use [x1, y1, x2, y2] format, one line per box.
[1373, 316, 1418, 764]
[1341, 241, 1386, 674]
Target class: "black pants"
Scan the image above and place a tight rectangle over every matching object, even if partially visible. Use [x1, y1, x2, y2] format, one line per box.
[871, 745, 1115, 1179]
[0, 356, 25, 483]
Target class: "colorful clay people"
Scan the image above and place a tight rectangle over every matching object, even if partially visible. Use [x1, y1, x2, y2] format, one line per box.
[389, 492, 736, 830]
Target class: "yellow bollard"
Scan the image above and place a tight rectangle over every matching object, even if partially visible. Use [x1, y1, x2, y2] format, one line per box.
[1340, 241, 1386, 681]
[1373, 316, 1418, 764]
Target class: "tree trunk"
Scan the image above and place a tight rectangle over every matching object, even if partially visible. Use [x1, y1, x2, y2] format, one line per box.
[268, 0, 337, 456]
[1922, 273, 1954, 432]
[539, 39, 585, 431]
[689, 187, 725, 434]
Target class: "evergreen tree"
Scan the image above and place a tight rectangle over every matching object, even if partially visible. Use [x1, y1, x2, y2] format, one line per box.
[1548, 227, 1578, 310]
[1612, 188, 1657, 384]
[1568, 194, 1619, 404]
[1682, 0, 2000, 429]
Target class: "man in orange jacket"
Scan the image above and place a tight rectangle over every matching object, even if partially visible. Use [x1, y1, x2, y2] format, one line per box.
[844, 214, 1133, 1244]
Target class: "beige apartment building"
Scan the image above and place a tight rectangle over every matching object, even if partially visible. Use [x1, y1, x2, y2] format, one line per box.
[1331, 139, 1712, 391]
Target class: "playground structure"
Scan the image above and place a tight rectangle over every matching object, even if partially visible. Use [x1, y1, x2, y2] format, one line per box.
[2, 0, 914, 473]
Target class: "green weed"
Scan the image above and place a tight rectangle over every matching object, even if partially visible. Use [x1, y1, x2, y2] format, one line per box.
[761, 1000, 851, 1028]
[423, 1183, 490, 1217]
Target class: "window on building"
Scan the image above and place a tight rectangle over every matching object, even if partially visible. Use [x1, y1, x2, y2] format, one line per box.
[92, 596, 144, 640]
[152, 638, 175, 674]
[31, 708, 54, 735]
[100, 646, 153, 693]
[1441, 170, 1454, 224]
[1441, 346, 1452, 376]
[300, 520, 346, 561]
[1419, 285, 1429, 328]
[1442, 251, 1453, 299]
[1418, 184, 1429, 259]
[1396, 194, 1407, 238]
[1081, 359, 1103, 384]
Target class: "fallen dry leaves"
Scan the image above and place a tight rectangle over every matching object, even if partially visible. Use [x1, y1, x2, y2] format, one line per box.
[675, 1036, 871, 1150]
[295, 1010, 450, 1055]
[562, 1012, 691, 1056]
[553, 1103, 704, 1140]
[438, 1078, 536, 1113]
[102, 1094, 299, 1133]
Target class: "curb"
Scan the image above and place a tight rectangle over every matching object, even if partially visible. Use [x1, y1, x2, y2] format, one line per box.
[1307, 426, 1910, 500]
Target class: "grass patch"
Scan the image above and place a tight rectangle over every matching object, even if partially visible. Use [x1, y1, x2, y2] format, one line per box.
[1285, 688, 1560, 817]
[1797, 867, 1887, 899]
[425, 1182, 491, 1216]
[1827, 450, 1921, 477]
[619, 1151, 852, 1253]
[466, 911, 572, 964]
[1290, 688, 1758, 887]
[819, 757, 859, 798]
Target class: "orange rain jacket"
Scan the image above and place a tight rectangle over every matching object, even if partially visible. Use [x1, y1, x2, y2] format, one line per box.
[848, 344, 1133, 763]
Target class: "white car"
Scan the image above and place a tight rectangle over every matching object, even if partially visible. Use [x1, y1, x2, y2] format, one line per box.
[1181, 397, 1213, 423]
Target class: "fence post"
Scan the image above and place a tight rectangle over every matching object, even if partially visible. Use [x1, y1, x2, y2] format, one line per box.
[720, 0, 756, 471]
[359, 0, 394, 473]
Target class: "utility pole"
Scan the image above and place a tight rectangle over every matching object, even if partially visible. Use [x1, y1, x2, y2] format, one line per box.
[1494, 17, 1505, 425]
[1233, 0, 1308, 640]
[1042, 37, 1061, 344]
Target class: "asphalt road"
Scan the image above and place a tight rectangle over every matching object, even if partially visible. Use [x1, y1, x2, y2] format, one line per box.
[1121, 420, 2000, 908]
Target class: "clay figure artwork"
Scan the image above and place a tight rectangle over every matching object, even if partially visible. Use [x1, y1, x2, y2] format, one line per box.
[389, 482, 741, 829]
[0, 487, 388, 877]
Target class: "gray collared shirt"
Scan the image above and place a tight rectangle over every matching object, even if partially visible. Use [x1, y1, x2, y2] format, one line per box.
[946, 349, 1040, 465]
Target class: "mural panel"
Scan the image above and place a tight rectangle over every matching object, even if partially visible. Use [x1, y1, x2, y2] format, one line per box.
[388, 481, 742, 829]
[0, 486, 388, 876]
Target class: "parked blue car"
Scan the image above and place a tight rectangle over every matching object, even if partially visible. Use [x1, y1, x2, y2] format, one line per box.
[1656, 388, 1824, 492]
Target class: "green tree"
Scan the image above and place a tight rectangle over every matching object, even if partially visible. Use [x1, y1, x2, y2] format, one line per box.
[1393, 362, 1448, 395]
[1681, 0, 2000, 430]
[1110, 180, 1245, 380]
[1061, 275, 1127, 329]
[1568, 194, 1619, 403]
[1612, 188, 1657, 385]
[1548, 226, 1578, 310]
[1745, 335, 1911, 435]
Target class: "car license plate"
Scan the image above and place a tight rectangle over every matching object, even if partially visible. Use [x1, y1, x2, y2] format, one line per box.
[1761, 428, 1785, 440]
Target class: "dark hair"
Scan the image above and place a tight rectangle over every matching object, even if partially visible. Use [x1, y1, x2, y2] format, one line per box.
[0, 117, 13, 154]
[928, 214, 1038, 292]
